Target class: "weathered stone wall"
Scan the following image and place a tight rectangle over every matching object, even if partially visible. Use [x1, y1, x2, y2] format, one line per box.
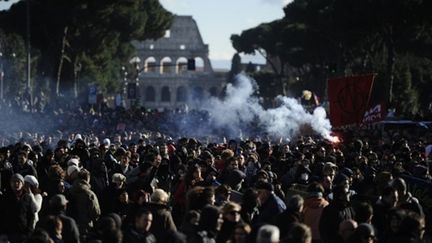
[130, 15, 224, 109]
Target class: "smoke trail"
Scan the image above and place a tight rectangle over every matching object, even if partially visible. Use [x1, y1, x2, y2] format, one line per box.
[178, 74, 334, 141]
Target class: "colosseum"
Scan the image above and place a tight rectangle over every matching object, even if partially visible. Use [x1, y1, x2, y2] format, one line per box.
[130, 15, 225, 109]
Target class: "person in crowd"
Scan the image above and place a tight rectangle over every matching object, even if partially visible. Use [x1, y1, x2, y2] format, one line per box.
[102, 173, 127, 214]
[0, 174, 35, 242]
[144, 188, 177, 242]
[338, 219, 358, 243]
[24, 175, 43, 230]
[283, 223, 312, 243]
[68, 169, 101, 238]
[348, 223, 376, 243]
[387, 210, 426, 243]
[217, 202, 242, 243]
[14, 150, 38, 178]
[229, 223, 251, 243]
[85, 215, 123, 243]
[354, 202, 373, 224]
[275, 194, 304, 239]
[174, 163, 204, 214]
[188, 205, 224, 243]
[111, 149, 133, 176]
[319, 184, 355, 243]
[42, 215, 64, 243]
[372, 185, 398, 240]
[256, 224, 280, 243]
[42, 194, 80, 243]
[240, 188, 260, 225]
[187, 186, 216, 212]
[44, 165, 67, 199]
[123, 209, 156, 243]
[392, 177, 424, 216]
[180, 210, 200, 239]
[302, 182, 329, 242]
[215, 184, 231, 206]
[255, 181, 286, 224]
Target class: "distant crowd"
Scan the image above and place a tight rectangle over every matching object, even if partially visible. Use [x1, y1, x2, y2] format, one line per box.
[0, 99, 431, 242]
[0, 118, 430, 243]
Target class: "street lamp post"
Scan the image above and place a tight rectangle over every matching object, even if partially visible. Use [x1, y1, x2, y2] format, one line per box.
[26, 0, 31, 89]
[0, 52, 16, 101]
[73, 63, 82, 98]
[0, 52, 3, 100]
[121, 65, 128, 105]
[126, 57, 141, 108]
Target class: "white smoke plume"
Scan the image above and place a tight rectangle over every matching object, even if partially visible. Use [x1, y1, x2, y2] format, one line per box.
[195, 74, 334, 141]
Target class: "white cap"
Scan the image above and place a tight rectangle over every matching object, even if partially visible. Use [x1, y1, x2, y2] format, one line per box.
[103, 138, 111, 146]
[67, 165, 81, 177]
[24, 175, 39, 188]
[111, 173, 126, 183]
[75, 134, 83, 141]
[67, 158, 80, 167]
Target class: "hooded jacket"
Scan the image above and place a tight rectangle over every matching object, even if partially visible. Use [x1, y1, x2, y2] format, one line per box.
[303, 196, 329, 240]
[69, 179, 101, 236]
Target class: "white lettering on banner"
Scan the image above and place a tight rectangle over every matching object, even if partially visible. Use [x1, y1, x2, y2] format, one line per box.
[363, 104, 382, 123]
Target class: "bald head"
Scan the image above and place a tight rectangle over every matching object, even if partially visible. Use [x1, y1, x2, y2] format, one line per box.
[339, 219, 358, 242]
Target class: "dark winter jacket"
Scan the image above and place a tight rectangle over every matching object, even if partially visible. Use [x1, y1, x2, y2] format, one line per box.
[142, 202, 177, 242]
[319, 199, 355, 243]
[123, 227, 157, 243]
[0, 190, 34, 236]
[255, 193, 286, 224]
[274, 209, 302, 239]
[68, 179, 101, 236]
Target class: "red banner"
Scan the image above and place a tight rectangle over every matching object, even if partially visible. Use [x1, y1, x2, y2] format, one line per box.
[328, 74, 375, 127]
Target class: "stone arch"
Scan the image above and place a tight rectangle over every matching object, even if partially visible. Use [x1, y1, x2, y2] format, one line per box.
[144, 57, 157, 72]
[161, 86, 171, 102]
[209, 87, 218, 97]
[176, 57, 188, 74]
[192, 86, 204, 100]
[145, 86, 156, 102]
[176, 86, 188, 102]
[195, 57, 205, 72]
[160, 57, 173, 74]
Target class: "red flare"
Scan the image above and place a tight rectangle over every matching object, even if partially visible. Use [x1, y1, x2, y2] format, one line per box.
[329, 136, 340, 144]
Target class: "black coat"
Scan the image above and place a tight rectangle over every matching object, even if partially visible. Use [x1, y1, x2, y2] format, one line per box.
[122, 227, 156, 243]
[0, 190, 34, 236]
[255, 193, 286, 225]
[274, 209, 302, 239]
[319, 199, 355, 243]
[216, 220, 237, 243]
[38, 211, 80, 243]
[188, 230, 217, 243]
[142, 202, 177, 242]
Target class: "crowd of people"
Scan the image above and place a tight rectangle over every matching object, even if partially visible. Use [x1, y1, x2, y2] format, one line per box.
[0, 103, 431, 243]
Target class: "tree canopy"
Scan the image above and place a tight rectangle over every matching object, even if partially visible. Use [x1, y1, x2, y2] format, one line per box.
[0, 0, 173, 99]
[231, 0, 432, 116]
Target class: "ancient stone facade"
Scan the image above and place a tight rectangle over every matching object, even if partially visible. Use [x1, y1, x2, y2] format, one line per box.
[131, 15, 224, 109]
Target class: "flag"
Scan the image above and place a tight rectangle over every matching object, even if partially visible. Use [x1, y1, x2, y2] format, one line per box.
[362, 103, 386, 124]
[328, 74, 375, 127]
[313, 93, 320, 106]
[88, 84, 97, 105]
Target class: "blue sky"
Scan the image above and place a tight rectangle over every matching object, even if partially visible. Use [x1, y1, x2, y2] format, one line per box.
[1, 0, 289, 69]
[160, 0, 288, 69]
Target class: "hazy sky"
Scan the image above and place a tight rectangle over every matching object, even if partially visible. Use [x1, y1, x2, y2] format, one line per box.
[0, 0, 288, 69]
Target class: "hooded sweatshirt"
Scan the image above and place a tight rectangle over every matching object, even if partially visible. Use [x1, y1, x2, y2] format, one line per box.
[303, 196, 329, 240]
